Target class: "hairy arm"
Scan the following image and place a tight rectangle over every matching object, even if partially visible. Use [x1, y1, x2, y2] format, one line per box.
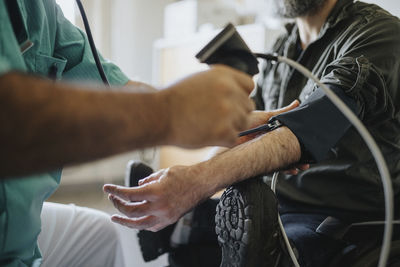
[124, 80, 158, 93]
[104, 126, 301, 231]
[0, 72, 170, 177]
[0, 66, 254, 177]
[199, 126, 301, 194]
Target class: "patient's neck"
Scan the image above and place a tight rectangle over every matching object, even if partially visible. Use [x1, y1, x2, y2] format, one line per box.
[296, 0, 337, 49]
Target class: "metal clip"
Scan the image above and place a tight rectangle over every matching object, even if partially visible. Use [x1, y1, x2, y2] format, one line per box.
[20, 40, 34, 54]
[238, 119, 283, 137]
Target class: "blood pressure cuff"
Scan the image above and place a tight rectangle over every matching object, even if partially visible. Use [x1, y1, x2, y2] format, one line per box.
[272, 85, 358, 163]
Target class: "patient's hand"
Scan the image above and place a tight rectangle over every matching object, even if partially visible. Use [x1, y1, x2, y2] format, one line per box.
[103, 165, 211, 232]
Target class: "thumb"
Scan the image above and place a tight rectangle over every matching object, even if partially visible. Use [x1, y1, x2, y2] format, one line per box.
[270, 100, 300, 116]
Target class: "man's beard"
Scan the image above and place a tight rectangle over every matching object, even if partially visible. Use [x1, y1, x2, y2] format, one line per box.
[273, 0, 329, 18]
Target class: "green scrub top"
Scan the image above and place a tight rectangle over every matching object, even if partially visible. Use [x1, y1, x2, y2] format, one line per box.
[0, 0, 129, 266]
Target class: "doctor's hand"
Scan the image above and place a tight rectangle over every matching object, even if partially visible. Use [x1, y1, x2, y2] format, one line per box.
[103, 165, 211, 232]
[236, 100, 300, 146]
[162, 65, 255, 148]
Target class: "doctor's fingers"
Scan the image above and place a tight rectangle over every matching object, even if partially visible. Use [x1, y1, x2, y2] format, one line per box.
[103, 184, 154, 202]
[111, 215, 162, 230]
[232, 87, 256, 113]
[269, 100, 300, 116]
[108, 194, 153, 218]
[222, 65, 255, 94]
[297, 164, 310, 170]
[283, 164, 310, 175]
[225, 83, 255, 122]
[231, 106, 252, 132]
[222, 95, 254, 141]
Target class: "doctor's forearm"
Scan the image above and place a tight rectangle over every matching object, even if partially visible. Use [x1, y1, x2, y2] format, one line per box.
[0, 72, 170, 177]
[0, 65, 255, 177]
[124, 80, 158, 93]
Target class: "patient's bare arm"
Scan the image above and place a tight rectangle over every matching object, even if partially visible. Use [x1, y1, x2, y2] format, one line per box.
[104, 126, 301, 231]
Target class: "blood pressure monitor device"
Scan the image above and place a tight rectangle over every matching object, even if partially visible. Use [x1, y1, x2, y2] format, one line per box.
[196, 23, 260, 76]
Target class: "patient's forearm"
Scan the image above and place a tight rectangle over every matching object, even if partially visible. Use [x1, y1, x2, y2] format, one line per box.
[102, 126, 301, 231]
[197, 127, 301, 196]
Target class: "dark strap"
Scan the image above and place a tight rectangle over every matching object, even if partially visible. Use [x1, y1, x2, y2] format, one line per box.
[4, 0, 27, 45]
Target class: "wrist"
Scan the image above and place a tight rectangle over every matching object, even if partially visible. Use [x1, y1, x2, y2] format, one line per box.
[194, 156, 239, 197]
[185, 162, 220, 200]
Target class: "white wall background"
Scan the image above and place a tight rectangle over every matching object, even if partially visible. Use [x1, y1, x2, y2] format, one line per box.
[364, 0, 399, 16]
[109, 0, 175, 83]
[58, 0, 398, 84]
[107, 0, 399, 84]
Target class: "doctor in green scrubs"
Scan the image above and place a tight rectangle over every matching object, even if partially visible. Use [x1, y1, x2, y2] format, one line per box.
[0, 1, 130, 266]
[0, 0, 256, 266]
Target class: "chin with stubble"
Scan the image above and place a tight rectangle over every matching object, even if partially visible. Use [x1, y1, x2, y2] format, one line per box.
[272, 0, 329, 18]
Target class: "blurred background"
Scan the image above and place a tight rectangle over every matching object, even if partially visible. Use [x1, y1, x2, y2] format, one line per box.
[50, 0, 399, 266]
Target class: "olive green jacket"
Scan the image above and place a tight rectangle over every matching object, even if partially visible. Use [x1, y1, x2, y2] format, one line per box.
[253, 0, 400, 220]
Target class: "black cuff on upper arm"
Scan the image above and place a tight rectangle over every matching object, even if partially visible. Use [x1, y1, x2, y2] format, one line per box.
[272, 85, 358, 163]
